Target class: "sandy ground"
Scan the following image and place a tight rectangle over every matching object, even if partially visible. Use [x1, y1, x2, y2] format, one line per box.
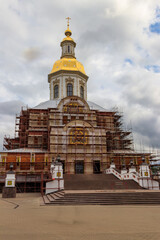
[0, 193, 160, 240]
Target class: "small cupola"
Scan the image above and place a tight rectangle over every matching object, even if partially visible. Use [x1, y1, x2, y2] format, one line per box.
[60, 17, 76, 59]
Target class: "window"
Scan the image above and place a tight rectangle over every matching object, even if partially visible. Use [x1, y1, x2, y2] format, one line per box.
[75, 161, 84, 174]
[34, 137, 38, 145]
[80, 86, 84, 99]
[43, 116, 47, 125]
[54, 85, 59, 98]
[16, 156, 21, 167]
[68, 45, 70, 53]
[67, 83, 73, 96]
[79, 116, 84, 121]
[71, 116, 76, 121]
[63, 116, 68, 124]
[37, 116, 41, 125]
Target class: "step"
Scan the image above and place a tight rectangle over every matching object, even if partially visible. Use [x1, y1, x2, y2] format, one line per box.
[50, 201, 160, 205]
[50, 193, 60, 200]
[47, 194, 55, 202]
[64, 174, 143, 190]
[54, 192, 65, 198]
[63, 195, 160, 200]
[43, 191, 160, 205]
[57, 191, 65, 197]
[45, 191, 65, 202]
[43, 195, 51, 204]
[48, 198, 160, 204]
[50, 197, 160, 202]
[63, 194, 160, 198]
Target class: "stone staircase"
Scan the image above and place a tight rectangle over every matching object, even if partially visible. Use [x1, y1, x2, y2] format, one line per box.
[64, 174, 142, 190]
[42, 174, 160, 205]
[42, 191, 160, 205]
[42, 190, 65, 204]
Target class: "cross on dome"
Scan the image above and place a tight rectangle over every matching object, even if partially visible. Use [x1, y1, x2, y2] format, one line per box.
[66, 17, 71, 28]
[65, 17, 72, 37]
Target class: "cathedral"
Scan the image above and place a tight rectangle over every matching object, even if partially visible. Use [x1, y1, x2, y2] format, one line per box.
[0, 20, 150, 182]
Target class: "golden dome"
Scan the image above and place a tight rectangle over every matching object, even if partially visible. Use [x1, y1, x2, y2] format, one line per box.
[61, 36, 74, 43]
[65, 27, 72, 37]
[50, 58, 86, 75]
[61, 27, 75, 44]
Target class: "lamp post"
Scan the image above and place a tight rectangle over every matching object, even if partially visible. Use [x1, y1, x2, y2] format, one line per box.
[130, 160, 134, 167]
[10, 162, 14, 171]
[50, 158, 55, 178]
[56, 155, 60, 162]
[142, 156, 146, 164]
[129, 159, 136, 173]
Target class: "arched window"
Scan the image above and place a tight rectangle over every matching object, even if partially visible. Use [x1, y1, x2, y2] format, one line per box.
[80, 86, 84, 99]
[67, 83, 73, 96]
[54, 85, 59, 98]
[68, 45, 70, 53]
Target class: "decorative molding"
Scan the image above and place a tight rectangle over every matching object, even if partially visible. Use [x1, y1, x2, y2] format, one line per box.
[50, 82, 51, 100]
[79, 79, 85, 86]
[79, 79, 86, 100]
[69, 127, 88, 145]
[53, 78, 60, 86]
[65, 77, 74, 84]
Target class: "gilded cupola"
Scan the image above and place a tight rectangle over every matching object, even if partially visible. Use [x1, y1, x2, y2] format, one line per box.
[48, 18, 88, 101]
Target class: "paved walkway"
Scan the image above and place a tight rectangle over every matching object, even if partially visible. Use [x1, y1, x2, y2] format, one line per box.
[0, 193, 160, 240]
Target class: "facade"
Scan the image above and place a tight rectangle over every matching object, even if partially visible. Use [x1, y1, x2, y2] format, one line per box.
[0, 24, 150, 178]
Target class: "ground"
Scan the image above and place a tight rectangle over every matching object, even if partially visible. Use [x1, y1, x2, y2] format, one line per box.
[0, 193, 160, 240]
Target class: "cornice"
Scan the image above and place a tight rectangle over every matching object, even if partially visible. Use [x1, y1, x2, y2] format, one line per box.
[48, 69, 88, 82]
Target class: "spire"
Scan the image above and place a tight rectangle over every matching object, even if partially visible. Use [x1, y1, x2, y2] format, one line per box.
[65, 17, 72, 37]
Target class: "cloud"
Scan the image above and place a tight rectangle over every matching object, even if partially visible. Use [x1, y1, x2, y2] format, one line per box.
[0, 100, 24, 115]
[23, 47, 41, 61]
[0, 100, 25, 150]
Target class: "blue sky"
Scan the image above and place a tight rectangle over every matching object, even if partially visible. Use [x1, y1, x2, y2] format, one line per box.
[150, 22, 160, 34]
[0, 0, 160, 152]
[145, 65, 160, 73]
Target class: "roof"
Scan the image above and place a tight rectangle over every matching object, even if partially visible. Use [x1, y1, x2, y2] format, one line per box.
[112, 150, 151, 155]
[33, 100, 107, 111]
[1, 148, 47, 153]
[62, 36, 74, 42]
[33, 100, 60, 109]
[87, 101, 106, 111]
[50, 58, 86, 75]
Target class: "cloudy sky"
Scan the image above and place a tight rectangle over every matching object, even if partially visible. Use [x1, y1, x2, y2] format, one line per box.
[0, 0, 160, 152]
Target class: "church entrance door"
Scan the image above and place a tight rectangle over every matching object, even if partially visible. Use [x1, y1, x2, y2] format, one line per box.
[75, 161, 84, 174]
[93, 161, 101, 174]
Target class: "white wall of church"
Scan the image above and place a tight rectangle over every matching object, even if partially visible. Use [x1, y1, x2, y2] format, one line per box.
[50, 73, 87, 100]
